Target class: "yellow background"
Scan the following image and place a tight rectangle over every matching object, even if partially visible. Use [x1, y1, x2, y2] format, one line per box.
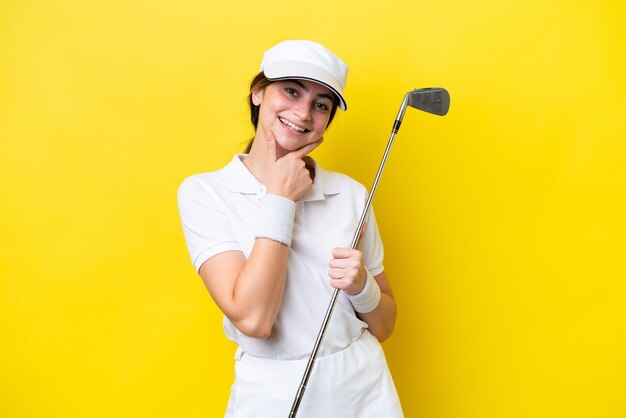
[1, 0, 625, 417]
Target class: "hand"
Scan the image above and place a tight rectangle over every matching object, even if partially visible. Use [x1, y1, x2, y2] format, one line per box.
[265, 131, 323, 201]
[328, 248, 366, 295]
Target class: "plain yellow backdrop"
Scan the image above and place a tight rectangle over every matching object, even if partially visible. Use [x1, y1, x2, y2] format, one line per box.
[1, 0, 625, 417]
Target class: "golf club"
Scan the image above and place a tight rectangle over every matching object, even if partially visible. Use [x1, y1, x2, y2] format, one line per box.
[288, 88, 451, 417]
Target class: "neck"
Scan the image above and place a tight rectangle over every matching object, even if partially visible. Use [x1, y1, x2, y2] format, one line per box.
[242, 131, 277, 184]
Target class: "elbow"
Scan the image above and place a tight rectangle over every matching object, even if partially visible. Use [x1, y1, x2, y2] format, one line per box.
[235, 317, 274, 339]
[365, 309, 397, 342]
[372, 323, 395, 343]
[245, 326, 273, 340]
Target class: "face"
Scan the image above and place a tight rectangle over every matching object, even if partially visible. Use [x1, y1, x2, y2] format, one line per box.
[252, 79, 335, 154]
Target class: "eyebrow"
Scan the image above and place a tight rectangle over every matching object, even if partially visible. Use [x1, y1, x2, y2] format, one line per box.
[289, 80, 334, 102]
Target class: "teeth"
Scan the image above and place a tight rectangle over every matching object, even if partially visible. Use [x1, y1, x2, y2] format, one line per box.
[280, 117, 306, 132]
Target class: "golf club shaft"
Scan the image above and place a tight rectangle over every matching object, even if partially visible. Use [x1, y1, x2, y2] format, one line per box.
[288, 125, 401, 418]
[288, 88, 449, 417]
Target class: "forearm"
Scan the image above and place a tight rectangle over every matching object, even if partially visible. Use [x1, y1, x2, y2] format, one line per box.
[327, 250, 399, 341]
[228, 192, 295, 337]
[199, 238, 290, 339]
[356, 290, 397, 342]
[348, 271, 397, 342]
[230, 238, 289, 338]
[195, 133, 319, 339]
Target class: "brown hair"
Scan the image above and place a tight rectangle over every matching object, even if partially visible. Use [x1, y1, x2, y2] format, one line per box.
[244, 72, 339, 153]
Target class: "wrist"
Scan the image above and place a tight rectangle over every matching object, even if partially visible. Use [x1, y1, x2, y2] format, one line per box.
[266, 187, 289, 200]
[254, 194, 296, 246]
[346, 268, 381, 313]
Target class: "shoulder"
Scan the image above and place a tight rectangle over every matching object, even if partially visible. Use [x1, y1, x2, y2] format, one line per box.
[177, 156, 240, 203]
[178, 155, 248, 193]
[333, 171, 366, 192]
[178, 170, 224, 200]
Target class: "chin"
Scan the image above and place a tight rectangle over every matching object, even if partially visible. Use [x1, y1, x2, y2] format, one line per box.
[275, 135, 308, 152]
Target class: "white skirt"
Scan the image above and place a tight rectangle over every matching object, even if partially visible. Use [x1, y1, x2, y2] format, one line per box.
[224, 330, 404, 418]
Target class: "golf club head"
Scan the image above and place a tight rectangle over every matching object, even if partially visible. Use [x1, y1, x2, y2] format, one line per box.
[408, 88, 450, 116]
[392, 87, 450, 133]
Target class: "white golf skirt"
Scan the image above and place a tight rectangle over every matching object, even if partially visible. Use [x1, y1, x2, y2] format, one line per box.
[224, 330, 404, 418]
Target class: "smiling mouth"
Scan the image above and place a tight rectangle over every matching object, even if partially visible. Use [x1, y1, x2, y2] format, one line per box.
[279, 117, 309, 133]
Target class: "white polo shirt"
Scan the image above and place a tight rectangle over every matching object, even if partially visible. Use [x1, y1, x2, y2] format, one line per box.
[178, 155, 385, 360]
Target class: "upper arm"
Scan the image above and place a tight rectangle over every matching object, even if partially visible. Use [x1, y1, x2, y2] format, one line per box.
[177, 178, 241, 271]
[178, 178, 250, 327]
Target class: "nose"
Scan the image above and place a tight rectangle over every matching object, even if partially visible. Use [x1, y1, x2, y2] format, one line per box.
[293, 102, 312, 121]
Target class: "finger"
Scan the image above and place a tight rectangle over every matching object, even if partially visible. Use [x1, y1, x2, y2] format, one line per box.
[332, 247, 360, 259]
[329, 258, 349, 269]
[290, 137, 324, 159]
[329, 256, 358, 275]
[329, 276, 360, 293]
[328, 278, 349, 291]
[266, 131, 277, 164]
[328, 268, 344, 279]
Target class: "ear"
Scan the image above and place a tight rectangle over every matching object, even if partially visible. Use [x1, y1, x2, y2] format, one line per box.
[251, 89, 264, 106]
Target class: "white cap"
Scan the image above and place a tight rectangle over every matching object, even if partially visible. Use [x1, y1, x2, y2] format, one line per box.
[260, 40, 348, 111]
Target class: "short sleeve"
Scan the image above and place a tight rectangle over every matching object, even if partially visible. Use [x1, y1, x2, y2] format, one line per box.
[359, 205, 385, 277]
[177, 177, 242, 272]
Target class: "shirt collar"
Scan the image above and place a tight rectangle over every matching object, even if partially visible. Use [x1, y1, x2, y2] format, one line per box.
[222, 154, 340, 202]
[222, 154, 263, 195]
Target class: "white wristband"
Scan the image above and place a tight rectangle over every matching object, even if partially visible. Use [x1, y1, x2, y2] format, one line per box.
[347, 269, 381, 313]
[254, 194, 296, 246]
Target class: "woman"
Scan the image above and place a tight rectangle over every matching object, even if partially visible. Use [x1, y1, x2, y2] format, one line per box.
[178, 40, 404, 417]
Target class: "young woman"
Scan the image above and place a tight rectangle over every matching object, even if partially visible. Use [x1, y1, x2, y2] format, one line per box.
[178, 40, 404, 417]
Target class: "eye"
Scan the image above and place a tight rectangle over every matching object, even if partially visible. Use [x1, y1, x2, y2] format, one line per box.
[284, 87, 298, 96]
[314, 101, 330, 112]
